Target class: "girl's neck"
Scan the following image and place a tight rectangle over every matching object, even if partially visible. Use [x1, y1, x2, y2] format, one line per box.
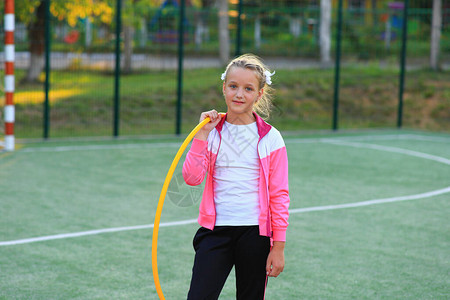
[226, 112, 256, 125]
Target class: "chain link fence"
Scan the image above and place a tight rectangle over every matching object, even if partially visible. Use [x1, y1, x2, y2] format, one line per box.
[1, 0, 449, 140]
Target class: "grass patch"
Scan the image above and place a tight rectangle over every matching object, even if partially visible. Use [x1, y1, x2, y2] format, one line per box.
[1, 67, 449, 139]
[0, 132, 449, 298]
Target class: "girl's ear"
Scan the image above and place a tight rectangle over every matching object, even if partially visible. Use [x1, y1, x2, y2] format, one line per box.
[257, 88, 264, 101]
[223, 82, 226, 95]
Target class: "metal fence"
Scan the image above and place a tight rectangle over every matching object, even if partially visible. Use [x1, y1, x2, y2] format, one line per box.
[1, 0, 449, 140]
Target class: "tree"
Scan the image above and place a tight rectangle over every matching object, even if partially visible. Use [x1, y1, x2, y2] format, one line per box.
[26, 1, 47, 83]
[121, 0, 156, 74]
[320, 0, 331, 66]
[0, 0, 113, 83]
[218, 0, 229, 65]
[430, 0, 442, 70]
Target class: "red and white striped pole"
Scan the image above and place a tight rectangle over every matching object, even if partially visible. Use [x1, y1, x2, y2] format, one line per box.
[4, 0, 15, 151]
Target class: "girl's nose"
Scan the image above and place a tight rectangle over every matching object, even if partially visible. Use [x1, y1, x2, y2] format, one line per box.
[236, 87, 244, 98]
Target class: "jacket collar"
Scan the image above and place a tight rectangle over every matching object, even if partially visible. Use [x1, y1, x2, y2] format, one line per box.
[216, 112, 272, 139]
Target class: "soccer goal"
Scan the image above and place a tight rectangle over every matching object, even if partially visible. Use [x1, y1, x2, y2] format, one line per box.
[2, 0, 15, 151]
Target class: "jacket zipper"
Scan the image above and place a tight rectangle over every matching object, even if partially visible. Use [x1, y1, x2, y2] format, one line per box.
[211, 129, 222, 229]
[257, 138, 272, 238]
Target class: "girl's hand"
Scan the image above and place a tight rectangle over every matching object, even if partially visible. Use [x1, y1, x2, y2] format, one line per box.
[195, 110, 222, 141]
[266, 241, 285, 277]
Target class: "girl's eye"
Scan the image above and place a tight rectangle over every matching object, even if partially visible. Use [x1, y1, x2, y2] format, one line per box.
[230, 84, 237, 88]
[246, 87, 254, 91]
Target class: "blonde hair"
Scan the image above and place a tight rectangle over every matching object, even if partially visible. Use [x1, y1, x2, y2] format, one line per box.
[222, 54, 274, 119]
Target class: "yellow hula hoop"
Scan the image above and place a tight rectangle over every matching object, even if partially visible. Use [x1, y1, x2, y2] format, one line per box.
[152, 114, 223, 299]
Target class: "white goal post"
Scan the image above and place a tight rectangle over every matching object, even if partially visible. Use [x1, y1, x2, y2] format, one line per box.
[2, 0, 15, 151]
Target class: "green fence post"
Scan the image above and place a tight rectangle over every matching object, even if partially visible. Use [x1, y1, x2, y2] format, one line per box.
[43, 0, 51, 139]
[397, 0, 409, 129]
[332, 0, 343, 131]
[176, 0, 186, 135]
[113, 0, 122, 137]
[235, 0, 243, 56]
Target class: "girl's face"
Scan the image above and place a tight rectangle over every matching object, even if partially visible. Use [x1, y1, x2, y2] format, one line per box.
[223, 67, 263, 123]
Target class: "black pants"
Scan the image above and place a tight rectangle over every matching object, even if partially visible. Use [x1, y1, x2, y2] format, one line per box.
[187, 226, 270, 300]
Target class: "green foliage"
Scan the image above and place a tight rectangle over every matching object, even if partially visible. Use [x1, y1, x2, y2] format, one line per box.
[4, 4, 447, 60]
[0, 0, 162, 28]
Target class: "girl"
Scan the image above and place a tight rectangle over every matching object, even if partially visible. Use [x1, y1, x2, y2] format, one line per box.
[183, 54, 290, 300]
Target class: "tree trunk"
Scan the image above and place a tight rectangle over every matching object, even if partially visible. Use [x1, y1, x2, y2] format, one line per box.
[195, 11, 206, 49]
[218, 0, 230, 65]
[320, 0, 332, 66]
[24, 1, 46, 83]
[123, 24, 134, 74]
[255, 15, 261, 49]
[85, 17, 92, 47]
[139, 18, 147, 48]
[371, 0, 378, 27]
[430, 0, 442, 70]
[290, 17, 301, 38]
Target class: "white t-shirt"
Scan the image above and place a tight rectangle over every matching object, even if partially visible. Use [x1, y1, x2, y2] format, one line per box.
[213, 121, 260, 226]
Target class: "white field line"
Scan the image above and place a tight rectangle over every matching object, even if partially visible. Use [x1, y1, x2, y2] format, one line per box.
[19, 142, 180, 153]
[1, 187, 449, 247]
[0, 219, 198, 246]
[289, 186, 450, 214]
[322, 140, 450, 165]
[402, 134, 450, 143]
[16, 134, 450, 153]
[266, 134, 446, 143]
[286, 134, 450, 144]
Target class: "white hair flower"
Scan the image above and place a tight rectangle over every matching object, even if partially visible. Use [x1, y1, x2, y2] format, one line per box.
[264, 70, 275, 85]
[221, 72, 226, 81]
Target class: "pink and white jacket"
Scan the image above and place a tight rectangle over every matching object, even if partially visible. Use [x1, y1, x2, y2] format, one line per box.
[182, 113, 290, 242]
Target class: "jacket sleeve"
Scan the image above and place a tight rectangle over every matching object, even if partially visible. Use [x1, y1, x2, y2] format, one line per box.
[268, 138, 290, 242]
[182, 138, 210, 186]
